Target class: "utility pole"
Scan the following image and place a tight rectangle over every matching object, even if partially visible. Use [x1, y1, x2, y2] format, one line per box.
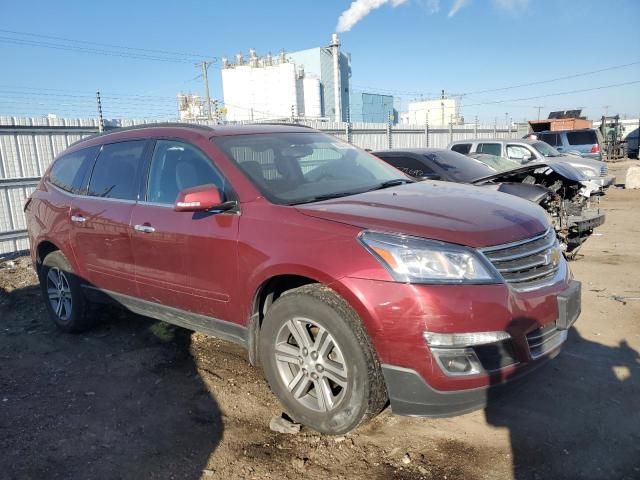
[602, 105, 610, 117]
[534, 106, 544, 120]
[439, 89, 445, 127]
[196, 60, 215, 120]
[96, 91, 104, 133]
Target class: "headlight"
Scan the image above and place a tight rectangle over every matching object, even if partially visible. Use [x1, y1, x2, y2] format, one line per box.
[359, 231, 499, 284]
[578, 168, 596, 178]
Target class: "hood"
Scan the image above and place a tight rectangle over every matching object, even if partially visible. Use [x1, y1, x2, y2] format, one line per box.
[481, 183, 552, 204]
[547, 155, 603, 171]
[296, 182, 549, 248]
[473, 163, 586, 184]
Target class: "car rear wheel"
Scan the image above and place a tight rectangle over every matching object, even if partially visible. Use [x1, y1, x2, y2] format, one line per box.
[259, 284, 387, 434]
[40, 250, 96, 333]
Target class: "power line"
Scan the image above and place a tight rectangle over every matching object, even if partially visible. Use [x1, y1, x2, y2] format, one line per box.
[353, 60, 640, 102]
[0, 36, 199, 63]
[463, 80, 640, 107]
[462, 60, 640, 95]
[0, 28, 214, 60]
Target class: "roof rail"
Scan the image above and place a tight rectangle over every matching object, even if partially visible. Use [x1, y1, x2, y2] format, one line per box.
[248, 122, 313, 128]
[67, 122, 216, 148]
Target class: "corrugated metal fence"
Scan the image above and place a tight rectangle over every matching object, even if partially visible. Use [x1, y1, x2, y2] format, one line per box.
[0, 116, 526, 255]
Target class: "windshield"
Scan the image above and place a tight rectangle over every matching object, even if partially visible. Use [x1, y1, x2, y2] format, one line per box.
[532, 141, 562, 157]
[468, 153, 521, 173]
[212, 132, 410, 204]
[426, 150, 495, 182]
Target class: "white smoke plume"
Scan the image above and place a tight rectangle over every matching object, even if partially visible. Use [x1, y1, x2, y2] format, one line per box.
[448, 0, 470, 17]
[448, 0, 530, 17]
[336, 0, 409, 33]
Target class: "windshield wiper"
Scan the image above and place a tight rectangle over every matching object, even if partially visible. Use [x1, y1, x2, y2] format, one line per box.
[366, 178, 414, 191]
[289, 179, 413, 205]
[288, 191, 358, 205]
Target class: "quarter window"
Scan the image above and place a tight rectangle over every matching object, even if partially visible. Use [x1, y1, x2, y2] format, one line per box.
[477, 143, 502, 156]
[146, 140, 225, 205]
[451, 143, 471, 154]
[48, 146, 98, 194]
[87, 141, 146, 200]
[567, 131, 598, 145]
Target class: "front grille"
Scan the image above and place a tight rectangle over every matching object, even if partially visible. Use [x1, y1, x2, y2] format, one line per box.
[599, 163, 608, 177]
[526, 323, 567, 359]
[480, 229, 561, 290]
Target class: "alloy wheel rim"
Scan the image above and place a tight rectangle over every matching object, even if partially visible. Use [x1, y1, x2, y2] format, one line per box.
[46, 267, 72, 321]
[274, 317, 348, 412]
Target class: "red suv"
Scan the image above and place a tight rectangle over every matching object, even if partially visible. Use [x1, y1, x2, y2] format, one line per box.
[25, 124, 581, 434]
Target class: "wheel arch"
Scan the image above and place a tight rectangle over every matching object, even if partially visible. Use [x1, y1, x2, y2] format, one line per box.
[35, 240, 61, 275]
[247, 273, 319, 366]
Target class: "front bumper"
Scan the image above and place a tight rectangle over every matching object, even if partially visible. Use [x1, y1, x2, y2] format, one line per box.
[569, 208, 606, 233]
[336, 270, 581, 417]
[601, 175, 616, 188]
[380, 279, 581, 417]
[381, 352, 559, 417]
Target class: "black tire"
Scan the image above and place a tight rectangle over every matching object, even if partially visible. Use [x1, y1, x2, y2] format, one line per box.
[259, 284, 387, 434]
[40, 250, 96, 333]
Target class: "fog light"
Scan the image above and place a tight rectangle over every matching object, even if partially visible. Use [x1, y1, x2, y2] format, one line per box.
[431, 347, 483, 376]
[423, 331, 511, 347]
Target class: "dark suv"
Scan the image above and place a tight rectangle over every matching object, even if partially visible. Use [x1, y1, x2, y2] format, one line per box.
[25, 124, 581, 434]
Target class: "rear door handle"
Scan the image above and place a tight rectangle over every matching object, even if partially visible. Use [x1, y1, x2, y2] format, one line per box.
[71, 215, 86, 223]
[134, 224, 156, 234]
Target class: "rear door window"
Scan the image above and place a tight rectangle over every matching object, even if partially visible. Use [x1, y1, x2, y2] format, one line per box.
[477, 143, 502, 156]
[378, 155, 434, 179]
[87, 141, 146, 200]
[48, 146, 99, 194]
[567, 131, 598, 145]
[451, 143, 471, 154]
[539, 133, 561, 146]
[146, 140, 226, 204]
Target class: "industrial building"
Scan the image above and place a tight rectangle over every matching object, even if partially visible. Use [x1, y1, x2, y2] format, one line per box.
[221, 34, 351, 122]
[176, 93, 206, 120]
[350, 91, 395, 123]
[400, 98, 462, 126]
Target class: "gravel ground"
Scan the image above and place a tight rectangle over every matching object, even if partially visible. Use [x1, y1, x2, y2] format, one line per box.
[1, 161, 639, 480]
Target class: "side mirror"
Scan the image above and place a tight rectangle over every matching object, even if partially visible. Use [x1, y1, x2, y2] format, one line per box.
[174, 184, 229, 212]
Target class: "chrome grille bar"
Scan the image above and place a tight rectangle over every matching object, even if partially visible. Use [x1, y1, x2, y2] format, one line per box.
[480, 229, 562, 290]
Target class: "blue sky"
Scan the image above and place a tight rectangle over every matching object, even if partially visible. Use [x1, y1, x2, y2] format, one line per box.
[1, 0, 639, 122]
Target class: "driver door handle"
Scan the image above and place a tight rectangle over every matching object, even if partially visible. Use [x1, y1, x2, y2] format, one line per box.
[134, 224, 155, 234]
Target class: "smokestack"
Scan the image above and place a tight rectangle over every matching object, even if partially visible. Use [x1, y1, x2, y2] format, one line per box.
[330, 33, 342, 122]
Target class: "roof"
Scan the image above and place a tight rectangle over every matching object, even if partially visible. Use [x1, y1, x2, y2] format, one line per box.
[449, 138, 537, 145]
[371, 148, 444, 154]
[208, 123, 313, 136]
[68, 122, 315, 149]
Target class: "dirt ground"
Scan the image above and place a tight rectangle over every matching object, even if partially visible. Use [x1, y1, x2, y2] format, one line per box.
[1, 161, 639, 480]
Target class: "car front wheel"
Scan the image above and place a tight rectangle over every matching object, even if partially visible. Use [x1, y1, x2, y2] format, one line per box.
[259, 284, 387, 434]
